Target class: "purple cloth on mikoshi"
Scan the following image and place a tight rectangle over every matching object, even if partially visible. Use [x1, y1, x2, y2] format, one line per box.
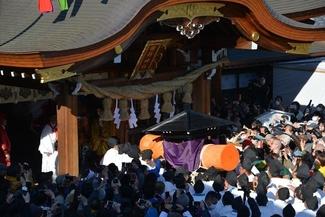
[211, 138, 220, 144]
[163, 139, 204, 171]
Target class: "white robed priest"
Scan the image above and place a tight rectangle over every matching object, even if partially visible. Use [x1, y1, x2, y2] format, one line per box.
[100, 137, 133, 171]
[38, 115, 58, 179]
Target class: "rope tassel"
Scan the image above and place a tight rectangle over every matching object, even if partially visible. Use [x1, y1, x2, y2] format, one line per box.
[128, 99, 138, 128]
[154, 95, 161, 123]
[100, 98, 113, 121]
[139, 99, 150, 120]
[113, 99, 121, 129]
[161, 92, 173, 113]
[119, 99, 129, 121]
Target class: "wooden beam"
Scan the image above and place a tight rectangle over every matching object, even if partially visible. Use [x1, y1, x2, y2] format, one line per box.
[57, 87, 78, 176]
[0, 77, 48, 90]
[285, 7, 325, 21]
[89, 68, 186, 87]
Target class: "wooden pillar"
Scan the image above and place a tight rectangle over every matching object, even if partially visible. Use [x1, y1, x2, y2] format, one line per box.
[193, 74, 211, 114]
[57, 90, 78, 176]
[215, 67, 223, 105]
[117, 121, 129, 144]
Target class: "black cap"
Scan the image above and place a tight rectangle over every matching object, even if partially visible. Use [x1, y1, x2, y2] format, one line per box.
[311, 171, 325, 189]
[283, 204, 295, 217]
[212, 174, 225, 192]
[222, 191, 234, 206]
[296, 163, 310, 180]
[267, 159, 283, 177]
[257, 171, 270, 187]
[225, 171, 237, 187]
[241, 159, 253, 171]
[256, 193, 268, 206]
[305, 196, 318, 211]
[317, 204, 325, 217]
[238, 173, 249, 189]
[232, 196, 243, 211]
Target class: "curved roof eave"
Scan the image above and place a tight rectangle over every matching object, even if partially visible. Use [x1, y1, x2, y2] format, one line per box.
[0, 0, 325, 68]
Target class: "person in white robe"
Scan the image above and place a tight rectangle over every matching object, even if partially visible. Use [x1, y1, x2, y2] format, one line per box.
[38, 116, 58, 179]
[100, 137, 133, 171]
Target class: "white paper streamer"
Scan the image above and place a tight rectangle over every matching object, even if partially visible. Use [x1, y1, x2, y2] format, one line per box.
[113, 99, 121, 129]
[72, 82, 82, 95]
[128, 99, 138, 129]
[48, 83, 60, 97]
[170, 91, 176, 118]
[154, 95, 161, 123]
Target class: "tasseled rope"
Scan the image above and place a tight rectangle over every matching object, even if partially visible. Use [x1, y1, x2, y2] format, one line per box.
[99, 98, 113, 121]
[119, 99, 129, 121]
[182, 83, 193, 104]
[139, 99, 150, 120]
[161, 92, 173, 113]
[154, 95, 161, 123]
[113, 99, 121, 129]
[128, 99, 138, 128]
[170, 90, 176, 118]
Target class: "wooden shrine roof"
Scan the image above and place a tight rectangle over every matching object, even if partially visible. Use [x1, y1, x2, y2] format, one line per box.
[0, 0, 324, 68]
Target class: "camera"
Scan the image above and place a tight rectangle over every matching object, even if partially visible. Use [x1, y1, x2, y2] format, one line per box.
[138, 199, 146, 206]
[23, 163, 30, 171]
[22, 186, 28, 196]
[107, 201, 114, 208]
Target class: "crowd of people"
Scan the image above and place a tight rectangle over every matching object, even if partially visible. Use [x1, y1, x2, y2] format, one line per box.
[2, 92, 325, 217]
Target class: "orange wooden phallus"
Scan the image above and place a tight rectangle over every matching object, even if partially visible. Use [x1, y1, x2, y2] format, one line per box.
[139, 134, 164, 160]
[201, 144, 240, 171]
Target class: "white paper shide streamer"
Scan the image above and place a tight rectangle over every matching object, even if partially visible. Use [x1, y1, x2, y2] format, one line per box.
[128, 99, 138, 128]
[154, 95, 161, 123]
[170, 91, 176, 118]
[113, 99, 121, 129]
